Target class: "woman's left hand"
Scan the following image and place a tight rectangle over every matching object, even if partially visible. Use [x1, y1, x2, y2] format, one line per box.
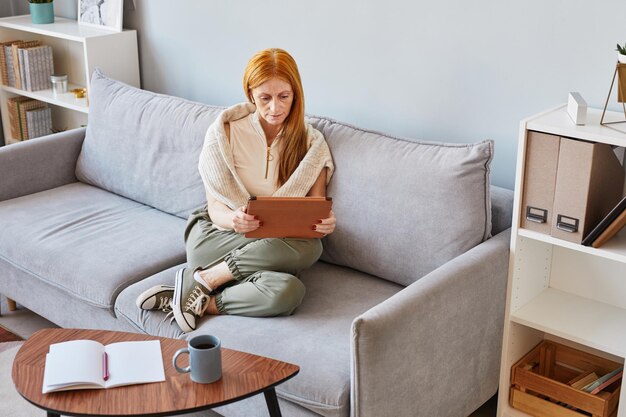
[314, 210, 336, 237]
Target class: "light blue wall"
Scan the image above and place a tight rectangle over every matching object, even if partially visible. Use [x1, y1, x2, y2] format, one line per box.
[50, 0, 626, 189]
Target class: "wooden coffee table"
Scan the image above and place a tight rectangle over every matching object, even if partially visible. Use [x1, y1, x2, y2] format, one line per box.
[12, 328, 299, 417]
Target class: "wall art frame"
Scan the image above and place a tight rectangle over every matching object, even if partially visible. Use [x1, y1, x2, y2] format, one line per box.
[78, 0, 123, 32]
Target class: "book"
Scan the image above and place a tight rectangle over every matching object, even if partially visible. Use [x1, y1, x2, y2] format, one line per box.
[2, 41, 40, 89]
[17, 99, 47, 140]
[42, 339, 165, 394]
[591, 208, 626, 248]
[43, 45, 54, 90]
[582, 366, 623, 395]
[7, 96, 32, 140]
[26, 45, 54, 91]
[9, 40, 40, 90]
[569, 371, 599, 390]
[26, 108, 39, 139]
[18, 48, 27, 91]
[5, 45, 15, 87]
[10, 44, 20, 89]
[26, 107, 52, 139]
[31, 46, 49, 91]
[29, 46, 43, 91]
[0, 40, 18, 86]
[582, 195, 626, 246]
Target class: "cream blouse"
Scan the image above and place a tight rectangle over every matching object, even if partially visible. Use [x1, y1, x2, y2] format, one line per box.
[228, 112, 284, 197]
[199, 102, 334, 210]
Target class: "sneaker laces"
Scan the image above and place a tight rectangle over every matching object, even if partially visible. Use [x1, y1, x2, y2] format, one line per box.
[158, 297, 172, 313]
[186, 286, 210, 317]
[162, 285, 209, 326]
[163, 311, 175, 324]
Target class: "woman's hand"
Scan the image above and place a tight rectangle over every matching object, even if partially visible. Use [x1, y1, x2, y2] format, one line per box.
[232, 206, 261, 234]
[314, 210, 336, 237]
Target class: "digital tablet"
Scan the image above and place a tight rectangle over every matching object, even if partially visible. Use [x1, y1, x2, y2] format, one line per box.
[244, 196, 332, 238]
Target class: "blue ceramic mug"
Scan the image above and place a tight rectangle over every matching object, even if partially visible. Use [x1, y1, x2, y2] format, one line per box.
[173, 335, 222, 384]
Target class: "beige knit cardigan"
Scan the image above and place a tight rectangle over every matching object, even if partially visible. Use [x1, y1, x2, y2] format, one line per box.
[198, 103, 334, 210]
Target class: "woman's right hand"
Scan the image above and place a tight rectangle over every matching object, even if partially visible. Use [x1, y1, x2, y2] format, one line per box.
[231, 206, 261, 234]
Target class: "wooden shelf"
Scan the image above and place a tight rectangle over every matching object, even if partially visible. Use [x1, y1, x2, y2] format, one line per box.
[511, 288, 626, 358]
[526, 105, 626, 147]
[0, 15, 125, 41]
[1, 85, 88, 113]
[518, 228, 626, 263]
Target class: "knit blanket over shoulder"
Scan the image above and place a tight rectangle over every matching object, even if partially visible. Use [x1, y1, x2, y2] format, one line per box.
[198, 102, 334, 210]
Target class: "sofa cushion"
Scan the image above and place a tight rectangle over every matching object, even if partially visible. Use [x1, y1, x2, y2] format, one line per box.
[76, 69, 224, 219]
[0, 182, 187, 313]
[115, 261, 403, 417]
[308, 117, 493, 287]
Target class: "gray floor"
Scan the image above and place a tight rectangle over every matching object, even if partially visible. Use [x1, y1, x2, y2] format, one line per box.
[0, 295, 58, 339]
[0, 295, 497, 416]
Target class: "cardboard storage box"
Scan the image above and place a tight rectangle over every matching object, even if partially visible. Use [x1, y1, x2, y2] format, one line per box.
[510, 340, 622, 417]
[550, 138, 624, 244]
[520, 131, 561, 235]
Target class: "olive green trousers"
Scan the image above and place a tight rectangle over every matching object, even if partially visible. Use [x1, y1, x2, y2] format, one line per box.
[184, 209, 322, 316]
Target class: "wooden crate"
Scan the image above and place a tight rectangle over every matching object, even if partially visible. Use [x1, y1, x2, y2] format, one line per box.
[510, 340, 622, 417]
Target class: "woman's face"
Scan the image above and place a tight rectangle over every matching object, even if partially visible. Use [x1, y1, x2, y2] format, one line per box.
[250, 77, 294, 128]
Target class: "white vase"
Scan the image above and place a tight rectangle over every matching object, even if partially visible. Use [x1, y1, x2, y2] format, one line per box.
[618, 53, 626, 64]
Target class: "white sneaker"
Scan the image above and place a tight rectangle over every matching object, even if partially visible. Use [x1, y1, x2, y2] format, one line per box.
[171, 268, 210, 333]
[136, 285, 174, 312]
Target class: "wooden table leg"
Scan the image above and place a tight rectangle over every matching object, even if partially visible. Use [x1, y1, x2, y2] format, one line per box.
[7, 298, 17, 311]
[264, 388, 282, 417]
[47, 412, 60, 417]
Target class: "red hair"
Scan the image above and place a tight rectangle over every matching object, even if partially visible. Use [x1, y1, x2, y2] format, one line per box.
[243, 48, 307, 186]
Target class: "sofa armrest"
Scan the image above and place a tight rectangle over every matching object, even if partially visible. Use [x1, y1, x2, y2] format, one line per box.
[350, 229, 511, 417]
[0, 128, 85, 202]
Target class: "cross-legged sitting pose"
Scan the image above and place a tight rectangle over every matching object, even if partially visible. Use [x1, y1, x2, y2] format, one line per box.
[136, 48, 335, 333]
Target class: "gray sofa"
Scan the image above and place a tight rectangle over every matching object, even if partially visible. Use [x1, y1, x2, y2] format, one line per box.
[0, 70, 513, 417]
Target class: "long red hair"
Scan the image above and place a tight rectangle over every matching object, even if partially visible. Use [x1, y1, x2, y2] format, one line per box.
[243, 48, 307, 186]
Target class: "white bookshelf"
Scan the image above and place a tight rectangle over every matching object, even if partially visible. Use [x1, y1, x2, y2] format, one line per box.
[518, 228, 626, 263]
[511, 288, 626, 357]
[0, 15, 140, 144]
[497, 106, 626, 417]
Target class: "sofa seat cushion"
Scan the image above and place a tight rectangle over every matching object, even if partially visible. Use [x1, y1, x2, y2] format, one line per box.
[308, 117, 493, 286]
[115, 261, 403, 417]
[0, 182, 187, 313]
[76, 69, 225, 219]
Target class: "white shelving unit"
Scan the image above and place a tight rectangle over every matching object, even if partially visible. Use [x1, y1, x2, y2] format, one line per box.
[497, 105, 626, 417]
[0, 15, 140, 144]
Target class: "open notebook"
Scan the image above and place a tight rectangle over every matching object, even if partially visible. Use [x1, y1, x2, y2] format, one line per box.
[42, 339, 165, 393]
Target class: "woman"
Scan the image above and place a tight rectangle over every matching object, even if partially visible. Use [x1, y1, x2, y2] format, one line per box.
[136, 48, 335, 333]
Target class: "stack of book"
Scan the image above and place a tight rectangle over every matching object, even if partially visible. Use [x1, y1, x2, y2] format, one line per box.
[0, 40, 54, 92]
[556, 367, 625, 411]
[7, 96, 52, 141]
[569, 367, 623, 394]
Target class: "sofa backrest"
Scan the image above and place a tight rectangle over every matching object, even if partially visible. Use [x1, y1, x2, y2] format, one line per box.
[76, 69, 223, 219]
[76, 71, 510, 286]
[490, 185, 513, 236]
[309, 116, 495, 287]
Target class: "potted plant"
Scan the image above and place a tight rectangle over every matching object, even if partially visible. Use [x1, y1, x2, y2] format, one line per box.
[616, 43, 626, 64]
[28, 0, 54, 24]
